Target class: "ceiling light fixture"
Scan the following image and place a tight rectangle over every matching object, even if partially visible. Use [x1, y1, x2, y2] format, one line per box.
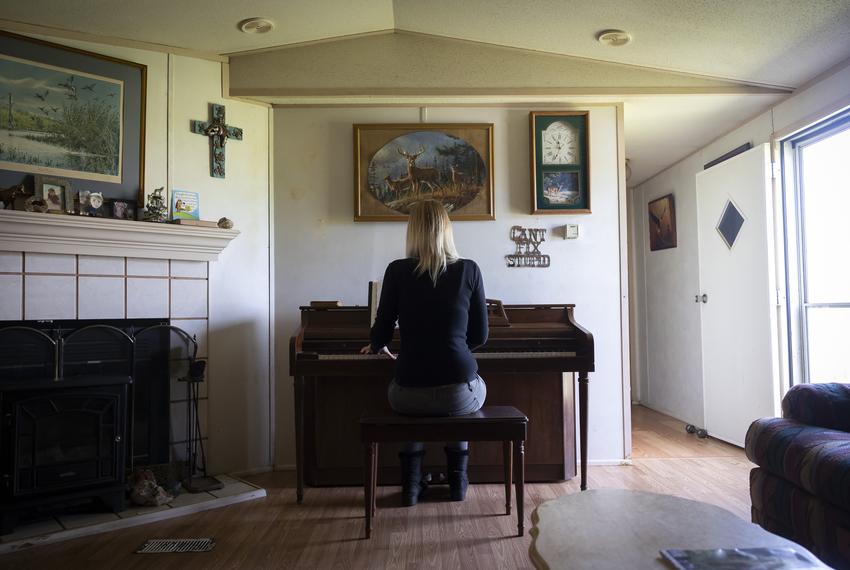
[238, 18, 276, 34]
[596, 29, 631, 47]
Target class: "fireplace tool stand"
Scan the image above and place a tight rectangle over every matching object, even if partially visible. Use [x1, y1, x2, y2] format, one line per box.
[180, 359, 222, 492]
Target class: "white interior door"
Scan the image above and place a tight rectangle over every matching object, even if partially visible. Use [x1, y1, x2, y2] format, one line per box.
[696, 143, 781, 447]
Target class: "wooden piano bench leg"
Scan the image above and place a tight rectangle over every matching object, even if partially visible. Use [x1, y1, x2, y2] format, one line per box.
[514, 439, 525, 537]
[371, 442, 379, 519]
[503, 440, 512, 516]
[364, 441, 374, 539]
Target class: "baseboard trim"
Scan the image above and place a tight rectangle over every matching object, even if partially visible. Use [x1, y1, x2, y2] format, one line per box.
[639, 402, 701, 428]
[581, 459, 633, 467]
[231, 465, 274, 477]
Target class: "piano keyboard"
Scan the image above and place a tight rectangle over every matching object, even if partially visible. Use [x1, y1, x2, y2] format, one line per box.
[478, 351, 576, 358]
[315, 351, 577, 360]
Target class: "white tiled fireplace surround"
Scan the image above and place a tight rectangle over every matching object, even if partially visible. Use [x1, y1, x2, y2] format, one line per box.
[0, 210, 239, 464]
[0, 211, 251, 551]
[0, 251, 211, 457]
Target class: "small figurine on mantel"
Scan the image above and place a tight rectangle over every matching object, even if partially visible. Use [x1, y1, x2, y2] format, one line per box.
[24, 196, 49, 213]
[0, 183, 26, 210]
[144, 187, 168, 222]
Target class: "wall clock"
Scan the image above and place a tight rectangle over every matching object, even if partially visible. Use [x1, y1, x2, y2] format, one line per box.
[530, 111, 590, 214]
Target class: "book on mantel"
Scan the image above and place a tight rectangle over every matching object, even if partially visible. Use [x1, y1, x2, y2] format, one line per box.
[171, 219, 219, 227]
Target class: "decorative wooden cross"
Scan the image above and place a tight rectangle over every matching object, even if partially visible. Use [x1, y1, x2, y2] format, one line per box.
[190, 103, 243, 178]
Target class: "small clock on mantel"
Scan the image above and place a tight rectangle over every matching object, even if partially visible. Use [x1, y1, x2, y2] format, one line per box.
[530, 111, 590, 214]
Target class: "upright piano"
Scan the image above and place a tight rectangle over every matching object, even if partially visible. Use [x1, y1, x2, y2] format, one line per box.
[290, 301, 594, 503]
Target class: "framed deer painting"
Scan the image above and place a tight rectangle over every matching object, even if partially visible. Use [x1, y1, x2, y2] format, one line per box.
[353, 124, 494, 221]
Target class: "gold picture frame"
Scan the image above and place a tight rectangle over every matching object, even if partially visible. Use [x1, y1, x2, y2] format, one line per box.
[530, 111, 590, 214]
[648, 193, 677, 251]
[0, 30, 146, 205]
[354, 123, 494, 221]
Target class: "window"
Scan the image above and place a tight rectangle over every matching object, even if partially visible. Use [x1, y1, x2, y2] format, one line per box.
[783, 111, 850, 384]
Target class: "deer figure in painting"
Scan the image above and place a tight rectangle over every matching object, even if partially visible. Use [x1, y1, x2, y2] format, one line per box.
[384, 175, 411, 201]
[398, 147, 440, 195]
[449, 164, 465, 185]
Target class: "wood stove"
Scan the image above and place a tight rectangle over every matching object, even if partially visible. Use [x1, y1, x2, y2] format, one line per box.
[0, 319, 170, 534]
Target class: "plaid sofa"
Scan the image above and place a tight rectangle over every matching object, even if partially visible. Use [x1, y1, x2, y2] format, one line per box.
[745, 383, 850, 569]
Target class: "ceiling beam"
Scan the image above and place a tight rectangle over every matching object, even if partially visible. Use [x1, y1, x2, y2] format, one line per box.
[0, 18, 228, 62]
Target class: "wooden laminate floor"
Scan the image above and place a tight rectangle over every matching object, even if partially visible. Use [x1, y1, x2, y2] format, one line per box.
[3, 405, 754, 569]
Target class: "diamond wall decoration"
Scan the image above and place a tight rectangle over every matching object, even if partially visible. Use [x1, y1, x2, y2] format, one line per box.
[717, 200, 745, 249]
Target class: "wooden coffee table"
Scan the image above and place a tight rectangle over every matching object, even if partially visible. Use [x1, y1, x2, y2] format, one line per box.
[530, 489, 821, 570]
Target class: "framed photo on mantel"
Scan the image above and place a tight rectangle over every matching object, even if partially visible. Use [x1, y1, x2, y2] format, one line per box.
[530, 111, 590, 214]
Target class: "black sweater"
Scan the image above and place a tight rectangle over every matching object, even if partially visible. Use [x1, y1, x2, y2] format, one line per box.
[370, 258, 488, 387]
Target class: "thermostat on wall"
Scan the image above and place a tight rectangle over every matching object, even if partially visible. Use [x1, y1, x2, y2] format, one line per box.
[564, 224, 579, 239]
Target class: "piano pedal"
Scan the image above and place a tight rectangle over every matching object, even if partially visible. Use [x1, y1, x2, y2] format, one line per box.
[421, 472, 449, 486]
[425, 472, 448, 485]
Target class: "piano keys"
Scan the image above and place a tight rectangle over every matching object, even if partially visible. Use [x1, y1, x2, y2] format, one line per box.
[313, 351, 577, 360]
[290, 301, 594, 503]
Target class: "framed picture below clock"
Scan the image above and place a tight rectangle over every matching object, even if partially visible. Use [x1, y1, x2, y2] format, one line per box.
[530, 111, 590, 214]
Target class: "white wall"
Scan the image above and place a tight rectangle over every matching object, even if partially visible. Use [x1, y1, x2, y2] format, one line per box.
[274, 105, 627, 466]
[169, 56, 271, 475]
[3, 32, 273, 474]
[631, 61, 850, 425]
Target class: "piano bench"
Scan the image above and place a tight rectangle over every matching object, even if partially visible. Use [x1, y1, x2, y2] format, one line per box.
[359, 405, 528, 539]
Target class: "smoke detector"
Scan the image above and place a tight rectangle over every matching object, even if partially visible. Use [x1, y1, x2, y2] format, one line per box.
[596, 29, 631, 47]
[238, 18, 276, 34]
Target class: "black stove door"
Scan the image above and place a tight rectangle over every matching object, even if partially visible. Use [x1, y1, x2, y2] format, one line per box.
[3, 385, 127, 497]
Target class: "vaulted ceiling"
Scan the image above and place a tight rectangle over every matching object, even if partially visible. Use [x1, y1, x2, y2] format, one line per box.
[2, 0, 849, 184]
[5, 0, 849, 87]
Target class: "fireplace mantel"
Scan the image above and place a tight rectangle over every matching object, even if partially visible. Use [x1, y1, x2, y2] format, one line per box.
[0, 210, 239, 261]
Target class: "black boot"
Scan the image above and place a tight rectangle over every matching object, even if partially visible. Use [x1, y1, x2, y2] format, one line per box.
[398, 450, 426, 507]
[445, 447, 470, 501]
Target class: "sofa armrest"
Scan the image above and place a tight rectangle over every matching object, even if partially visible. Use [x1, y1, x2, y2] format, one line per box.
[782, 382, 850, 432]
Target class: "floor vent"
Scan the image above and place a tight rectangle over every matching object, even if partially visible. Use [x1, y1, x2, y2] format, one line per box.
[135, 538, 216, 553]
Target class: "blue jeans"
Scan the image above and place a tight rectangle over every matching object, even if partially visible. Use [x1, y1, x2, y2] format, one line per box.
[388, 375, 487, 452]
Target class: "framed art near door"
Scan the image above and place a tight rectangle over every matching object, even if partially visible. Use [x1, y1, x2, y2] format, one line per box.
[0, 31, 146, 203]
[648, 193, 677, 251]
[530, 111, 590, 214]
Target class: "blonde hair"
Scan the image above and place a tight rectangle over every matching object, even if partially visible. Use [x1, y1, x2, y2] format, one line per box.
[406, 200, 459, 285]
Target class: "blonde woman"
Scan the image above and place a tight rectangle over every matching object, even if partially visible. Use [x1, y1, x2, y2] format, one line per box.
[361, 200, 488, 506]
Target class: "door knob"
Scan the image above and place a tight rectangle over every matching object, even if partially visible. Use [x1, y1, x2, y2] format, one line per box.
[701, 294, 708, 303]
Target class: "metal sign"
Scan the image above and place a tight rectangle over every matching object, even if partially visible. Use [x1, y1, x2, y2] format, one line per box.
[506, 225, 550, 268]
